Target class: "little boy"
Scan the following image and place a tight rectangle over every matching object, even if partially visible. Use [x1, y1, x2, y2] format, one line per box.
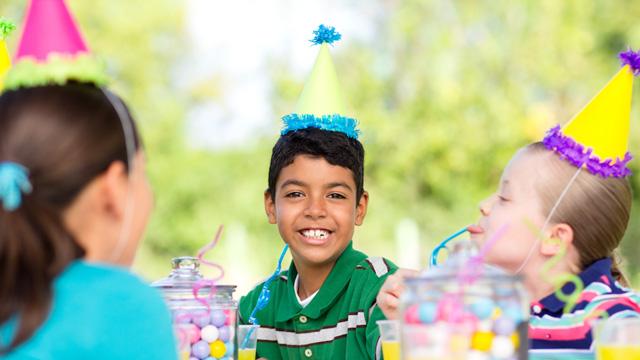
[239, 26, 398, 360]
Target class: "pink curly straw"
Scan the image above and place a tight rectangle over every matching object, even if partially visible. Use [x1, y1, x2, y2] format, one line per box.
[176, 225, 226, 346]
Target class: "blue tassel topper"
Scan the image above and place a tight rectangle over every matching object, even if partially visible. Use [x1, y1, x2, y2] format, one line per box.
[310, 24, 342, 46]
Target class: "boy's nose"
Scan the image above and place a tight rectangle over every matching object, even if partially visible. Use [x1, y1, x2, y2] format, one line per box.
[304, 196, 327, 219]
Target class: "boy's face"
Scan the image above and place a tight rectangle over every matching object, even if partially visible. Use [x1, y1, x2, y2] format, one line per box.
[264, 155, 368, 270]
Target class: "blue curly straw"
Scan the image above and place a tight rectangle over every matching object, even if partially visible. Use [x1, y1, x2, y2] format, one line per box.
[429, 227, 469, 268]
[243, 244, 289, 349]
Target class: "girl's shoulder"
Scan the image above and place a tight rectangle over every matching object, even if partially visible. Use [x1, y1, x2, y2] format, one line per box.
[4, 260, 176, 360]
[57, 260, 150, 288]
[54, 260, 169, 321]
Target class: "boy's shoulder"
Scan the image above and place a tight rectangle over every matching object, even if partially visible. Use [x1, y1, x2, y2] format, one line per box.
[354, 256, 398, 279]
[240, 252, 398, 303]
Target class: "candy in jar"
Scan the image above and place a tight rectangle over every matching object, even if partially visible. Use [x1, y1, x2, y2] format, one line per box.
[152, 256, 238, 360]
[399, 242, 529, 360]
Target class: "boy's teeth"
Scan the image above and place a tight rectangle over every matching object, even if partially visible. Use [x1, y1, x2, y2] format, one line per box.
[302, 229, 330, 239]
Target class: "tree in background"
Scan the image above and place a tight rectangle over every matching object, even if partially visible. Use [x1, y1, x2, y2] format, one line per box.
[1, 0, 639, 292]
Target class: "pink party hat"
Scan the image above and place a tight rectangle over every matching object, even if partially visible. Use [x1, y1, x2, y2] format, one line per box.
[15, 0, 89, 62]
[2, 0, 108, 91]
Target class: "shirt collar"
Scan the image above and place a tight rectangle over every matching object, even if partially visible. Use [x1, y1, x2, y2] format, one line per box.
[276, 241, 365, 321]
[537, 257, 612, 313]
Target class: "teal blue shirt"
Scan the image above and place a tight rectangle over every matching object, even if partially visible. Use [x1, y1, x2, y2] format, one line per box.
[1, 260, 177, 359]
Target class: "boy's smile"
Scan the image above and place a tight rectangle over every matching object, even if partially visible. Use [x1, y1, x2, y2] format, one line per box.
[264, 155, 368, 270]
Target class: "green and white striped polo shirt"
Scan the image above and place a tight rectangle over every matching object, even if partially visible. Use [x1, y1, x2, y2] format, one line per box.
[239, 242, 397, 360]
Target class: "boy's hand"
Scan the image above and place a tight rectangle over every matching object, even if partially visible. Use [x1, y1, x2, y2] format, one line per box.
[376, 268, 419, 319]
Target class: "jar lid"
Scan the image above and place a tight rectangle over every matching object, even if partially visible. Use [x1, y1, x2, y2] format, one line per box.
[150, 256, 236, 294]
[414, 241, 523, 283]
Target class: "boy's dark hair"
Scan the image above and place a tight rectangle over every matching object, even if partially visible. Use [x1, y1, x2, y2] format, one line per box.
[268, 128, 365, 201]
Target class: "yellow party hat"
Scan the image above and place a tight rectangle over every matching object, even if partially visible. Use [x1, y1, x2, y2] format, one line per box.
[543, 48, 639, 178]
[0, 18, 16, 92]
[281, 25, 360, 139]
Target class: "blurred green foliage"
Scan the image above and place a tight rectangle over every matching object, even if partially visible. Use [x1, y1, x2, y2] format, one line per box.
[1, 0, 639, 294]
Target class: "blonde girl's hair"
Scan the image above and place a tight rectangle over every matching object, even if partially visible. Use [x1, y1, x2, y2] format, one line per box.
[526, 142, 632, 287]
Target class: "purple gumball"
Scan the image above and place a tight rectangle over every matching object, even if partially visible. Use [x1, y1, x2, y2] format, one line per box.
[173, 309, 192, 324]
[217, 325, 231, 342]
[191, 340, 210, 359]
[493, 315, 517, 335]
[210, 309, 226, 327]
[192, 309, 211, 328]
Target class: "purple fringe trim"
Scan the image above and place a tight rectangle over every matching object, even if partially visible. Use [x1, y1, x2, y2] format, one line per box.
[542, 125, 634, 178]
[619, 46, 640, 76]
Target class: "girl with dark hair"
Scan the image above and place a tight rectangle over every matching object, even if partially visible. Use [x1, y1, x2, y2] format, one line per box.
[0, 83, 177, 359]
[0, 1, 176, 358]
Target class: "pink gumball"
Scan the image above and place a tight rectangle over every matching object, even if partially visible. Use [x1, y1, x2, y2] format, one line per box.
[437, 297, 463, 322]
[404, 305, 421, 324]
[189, 324, 201, 344]
[456, 312, 479, 330]
[409, 326, 430, 346]
[223, 308, 236, 326]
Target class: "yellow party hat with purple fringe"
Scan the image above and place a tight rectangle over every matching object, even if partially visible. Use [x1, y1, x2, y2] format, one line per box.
[543, 47, 639, 178]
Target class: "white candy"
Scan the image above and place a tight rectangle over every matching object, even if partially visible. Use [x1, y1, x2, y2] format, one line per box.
[476, 319, 493, 332]
[467, 350, 490, 360]
[200, 325, 219, 343]
[490, 335, 515, 359]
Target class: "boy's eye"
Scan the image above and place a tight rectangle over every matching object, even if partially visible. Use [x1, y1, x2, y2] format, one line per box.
[285, 192, 304, 198]
[328, 193, 346, 199]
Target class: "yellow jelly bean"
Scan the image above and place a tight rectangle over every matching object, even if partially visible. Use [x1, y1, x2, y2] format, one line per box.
[511, 332, 519, 348]
[210, 340, 226, 358]
[491, 308, 502, 321]
[471, 331, 494, 351]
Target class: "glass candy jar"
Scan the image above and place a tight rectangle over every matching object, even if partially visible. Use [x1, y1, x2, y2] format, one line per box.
[399, 242, 529, 360]
[152, 256, 238, 360]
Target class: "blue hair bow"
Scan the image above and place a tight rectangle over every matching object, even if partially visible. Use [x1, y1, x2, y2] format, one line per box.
[0, 162, 33, 211]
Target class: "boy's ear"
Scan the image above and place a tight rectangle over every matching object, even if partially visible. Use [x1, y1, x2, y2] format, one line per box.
[355, 190, 369, 226]
[264, 189, 277, 224]
[540, 223, 574, 256]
